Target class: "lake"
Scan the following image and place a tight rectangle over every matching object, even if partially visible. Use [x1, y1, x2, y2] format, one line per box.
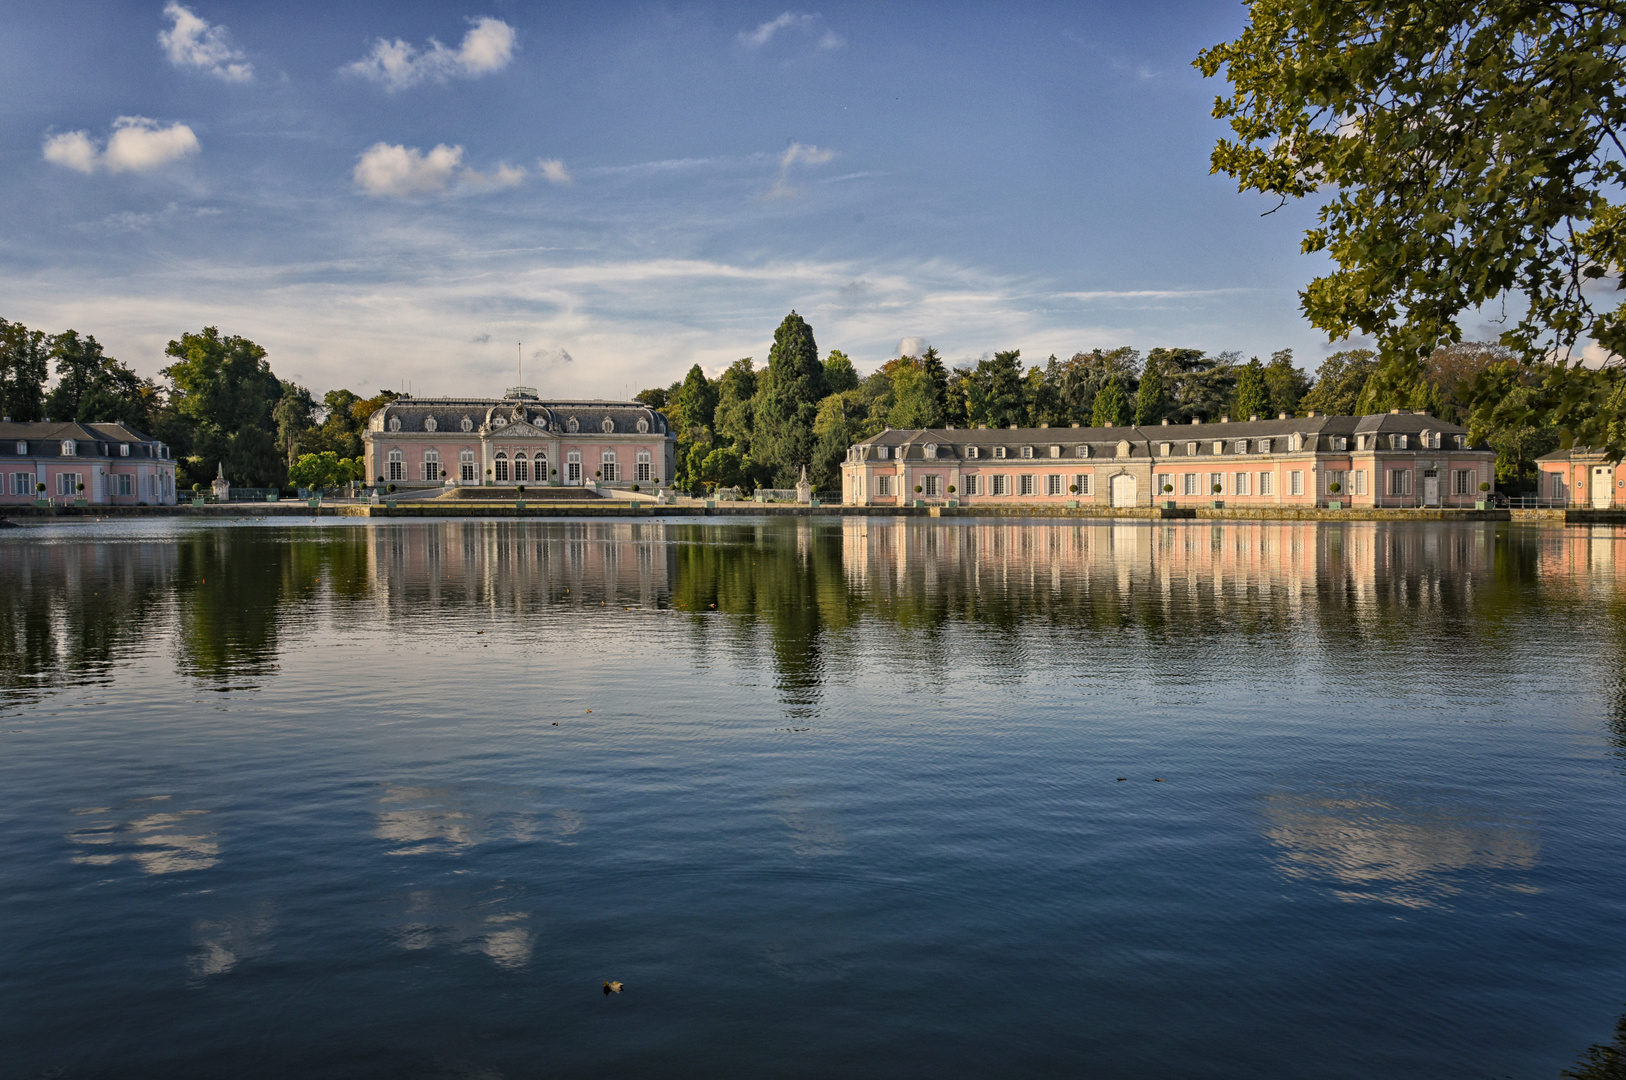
[3, 517, 1626, 1079]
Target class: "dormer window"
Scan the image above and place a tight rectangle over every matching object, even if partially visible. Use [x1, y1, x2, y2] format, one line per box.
[637, 418, 650, 434]
[61, 439, 76, 456]
[462, 416, 473, 432]
[1077, 444, 1091, 458]
[494, 416, 507, 428]
[566, 417, 579, 433]
[1160, 443, 1172, 456]
[993, 446, 1007, 459]
[966, 445, 979, 459]
[1453, 434, 1466, 449]
[1235, 440, 1248, 455]
[1021, 446, 1033, 459]
[389, 417, 401, 432]
[16, 441, 25, 454]
[1390, 433, 1408, 450]
[120, 444, 129, 456]
[1049, 445, 1061, 458]
[1213, 440, 1224, 455]
[1258, 438, 1272, 453]
[1187, 442, 1198, 455]
[602, 418, 615, 433]
[878, 446, 890, 460]
[424, 416, 437, 432]
[924, 443, 938, 460]
[1332, 436, 1347, 451]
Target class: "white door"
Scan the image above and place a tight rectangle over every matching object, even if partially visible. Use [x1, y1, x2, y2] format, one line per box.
[1110, 473, 1136, 507]
[1595, 466, 1614, 509]
[1423, 475, 1440, 507]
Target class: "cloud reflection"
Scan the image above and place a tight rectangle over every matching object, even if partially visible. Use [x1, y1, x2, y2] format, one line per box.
[375, 784, 582, 855]
[188, 900, 277, 978]
[392, 887, 534, 970]
[68, 797, 219, 874]
[1261, 783, 1539, 908]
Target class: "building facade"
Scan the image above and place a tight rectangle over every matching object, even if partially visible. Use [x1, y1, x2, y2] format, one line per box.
[362, 389, 677, 490]
[841, 410, 1495, 508]
[1537, 447, 1625, 508]
[0, 420, 178, 506]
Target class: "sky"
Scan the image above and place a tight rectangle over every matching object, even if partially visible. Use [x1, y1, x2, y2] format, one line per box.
[1, 0, 1360, 400]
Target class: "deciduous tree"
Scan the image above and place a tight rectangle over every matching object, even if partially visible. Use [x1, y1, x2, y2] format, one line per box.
[0, 319, 48, 422]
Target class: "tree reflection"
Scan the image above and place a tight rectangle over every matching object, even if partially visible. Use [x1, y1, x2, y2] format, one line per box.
[1563, 1012, 1626, 1079]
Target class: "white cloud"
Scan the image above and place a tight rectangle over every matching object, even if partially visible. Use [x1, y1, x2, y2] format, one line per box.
[353, 142, 526, 198]
[159, 2, 252, 82]
[740, 11, 842, 50]
[43, 117, 201, 174]
[538, 159, 572, 185]
[896, 336, 930, 358]
[345, 16, 516, 91]
[768, 142, 836, 198]
[43, 131, 99, 174]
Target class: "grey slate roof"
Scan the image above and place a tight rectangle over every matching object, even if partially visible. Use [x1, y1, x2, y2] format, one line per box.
[374, 396, 671, 437]
[0, 420, 168, 460]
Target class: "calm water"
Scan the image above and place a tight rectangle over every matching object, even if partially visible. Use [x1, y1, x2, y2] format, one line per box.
[3, 517, 1626, 1079]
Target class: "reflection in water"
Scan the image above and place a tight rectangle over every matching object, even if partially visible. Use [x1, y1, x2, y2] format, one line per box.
[391, 886, 534, 971]
[1563, 1013, 1626, 1078]
[375, 784, 581, 855]
[67, 796, 218, 874]
[774, 787, 846, 858]
[188, 900, 277, 979]
[1261, 783, 1539, 908]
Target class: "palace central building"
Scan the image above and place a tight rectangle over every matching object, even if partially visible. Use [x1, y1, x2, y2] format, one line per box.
[362, 388, 677, 490]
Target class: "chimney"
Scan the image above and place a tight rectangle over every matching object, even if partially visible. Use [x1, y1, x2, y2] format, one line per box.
[1104, 420, 1113, 428]
[1248, 414, 1259, 422]
[1279, 412, 1287, 420]
[1390, 408, 1402, 414]
[1070, 422, 1080, 428]
[1220, 416, 1230, 423]
[1161, 418, 1170, 426]
[945, 423, 954, 429]
[1039, 422, 1049, 428]
[1306, 410, 1318, 418]
[1009, 423, 1018, 429]
[978, 423, 987, 429]
[1192, 417, 1202, 425]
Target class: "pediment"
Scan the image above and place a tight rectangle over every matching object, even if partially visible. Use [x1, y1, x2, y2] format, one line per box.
[489, 421, 550, 439]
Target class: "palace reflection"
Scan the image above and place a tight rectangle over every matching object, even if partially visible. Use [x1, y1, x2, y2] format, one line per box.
[3, 519, 1624, 710]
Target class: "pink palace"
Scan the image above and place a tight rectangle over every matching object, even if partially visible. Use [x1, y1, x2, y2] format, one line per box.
[362, 388, 677, 490]
[842, 409, 1499, 508]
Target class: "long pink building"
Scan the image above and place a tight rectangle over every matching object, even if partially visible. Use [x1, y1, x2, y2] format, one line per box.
[842, 410, 1496, 508]
[362, 388, 677, 490]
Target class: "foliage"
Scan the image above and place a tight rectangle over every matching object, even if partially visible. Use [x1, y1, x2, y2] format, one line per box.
[0, 319, 49, 422]
[1090, 377, 1130, 427]
[1197, 0, 1626, 457]
[1298, 350, 1378, 416]
[714, 358, 759, 458]
[824, 350, 860, 394]
[273, 383, 318, 471]
[887, 360, 943, 430]
[162, 327, 284, 487]
[1262, 350, 1310, 416]
[288, 451, 363, 491]
[753, 312, 828, 487]
[699, 445, 744, 491]
[43, 331, 158, 430]
[1562, 1011, 1626, 1080]
[1231, 357, 1274, 420]
[1134, 352, 1167, 424]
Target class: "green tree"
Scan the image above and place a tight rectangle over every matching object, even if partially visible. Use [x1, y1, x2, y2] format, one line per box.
[289, 451, 344, 490]
[888, 362, 942, 429]
[964, 350, 1026, 428]
[0, 319, 48, 422]
[1196, 1, 1626, 456]
[699, 445, 744, 491]
[1153, 348, 1236, 421]
[634, 386, 669, 409]
[810, 390, 870, 492]
[1134, 353, 1167, 424]
[1091, 377, 1130, 427]
[713, 358, 759, 456]
[273, 383, 317, 472]
[917, 346, 949, 416]
[1232, 357, 1274, 420]
[823, 350, 860, 394]
[1298, 350, 1377, 416]
[669, 364, 718, 437]
[752, 312, 828, 486]
[1262, 349, 1309, 417]
[1481, 382, 1561, 491]
[43, 331, 157, 430]
[162, 327, 284, 487]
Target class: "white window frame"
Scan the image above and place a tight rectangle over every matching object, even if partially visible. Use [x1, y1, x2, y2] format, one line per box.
[1259, 471, 1274, 495]
[422, 449, 441, 481]
[1021, 446, 1034, 459]
[877, 475, 893, 497]
[460, 449, 476, 482]
[1075, 474, 1092, 496]
[924, 474, 940, 496]
[963, 474, 981, 496]
[117, 473, 133, 496]
[1354, 470, 1368, 496]
[61, 440, 76, 456]
[1289, 470, 1304, 496]
[119, 444, 129, 457]
[601, 449, 619, 482]
[387, 448, 405, 482]
[1209, 472, 1223, 494]
[58, 472, 82, 496]
[513, 453, 529, 483]
[636, 450, 652, 482]
[1019, 474, 1035, 496]
[566, 450, 582, 483]
[991, 474, 1008, 496]
[993, 446, 1007, 459]
[12, 472, 31, 495]
[494, 453, 509, 482]
[966, 445, 979, 459]
[1234, 471, 1250, 495]
[1045, 474, 1062, 496]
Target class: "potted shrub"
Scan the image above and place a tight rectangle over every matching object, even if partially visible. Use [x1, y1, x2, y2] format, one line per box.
[1477, 481, 1491, 510]
[485, 468, 493, 487]
[1211, 482, 1224, 509]
[73, 481, 86, 506]
[947, 483, 957, 507]
[35, 481, 48, 506]
[1327, 480, 1342, 510]
[516, 483, 526, 509]
[630, 483, 640, 493]
[1161, 481, 1176, 510]
[191, 482, 203, 504]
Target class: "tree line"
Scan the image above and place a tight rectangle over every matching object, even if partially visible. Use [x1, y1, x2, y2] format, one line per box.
[0, 318, 396, 490]
[641, 312, 1562, 496]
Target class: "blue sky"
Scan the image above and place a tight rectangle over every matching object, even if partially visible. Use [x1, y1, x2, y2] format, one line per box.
[2, 1, 1354, 399]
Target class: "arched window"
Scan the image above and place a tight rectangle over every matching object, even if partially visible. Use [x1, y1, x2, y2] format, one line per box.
[461, 416, 473, 432]
[389, 417, 401, 431]
[513, 451, 529, 483]
[601, 417, 615, 433]
[636, 449, 652, 482]
[567, 417, 580, 433]
[535, 451, 549, 480]
[424, 416, 437, 433]
[637, 417, 649, 434]
[601, 449, 619, 482]
[566, 450, 582, 483]
[494, 451, 509, 483]
[387, 448, 405, 482]
[421, 448, 440, 481]
[459, 448, 476, 482]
